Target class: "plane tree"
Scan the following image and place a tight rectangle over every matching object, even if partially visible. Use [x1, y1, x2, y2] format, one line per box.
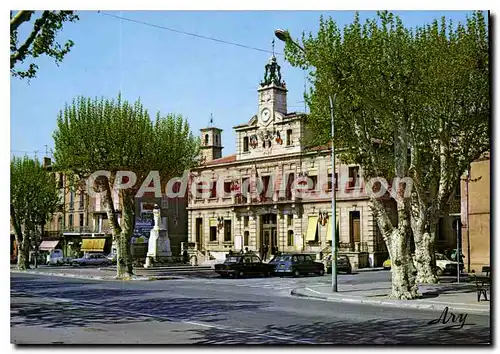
[53, 94, 200, 279]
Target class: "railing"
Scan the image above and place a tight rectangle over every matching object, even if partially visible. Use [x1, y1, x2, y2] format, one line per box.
[62, 226, 111, 234]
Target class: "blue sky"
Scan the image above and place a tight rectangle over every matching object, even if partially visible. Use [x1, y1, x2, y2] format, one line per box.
[10, 10, 481, 159]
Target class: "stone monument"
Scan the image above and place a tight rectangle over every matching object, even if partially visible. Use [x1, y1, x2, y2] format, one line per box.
[144, 204, 172, 268]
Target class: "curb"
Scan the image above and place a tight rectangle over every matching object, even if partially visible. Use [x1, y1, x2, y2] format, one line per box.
[11, 270, 182, 282]
[290, 288, 490, 315]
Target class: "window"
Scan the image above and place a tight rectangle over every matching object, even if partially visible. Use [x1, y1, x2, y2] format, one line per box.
[68, 214, 73, 228]
[79, 213, 84, 227]
[204, 134, 209, 145]
[350, 211, 361, 243]
[438, 218, 445, 240]
[224, 181, 231, 195]
[287, 215, 293, 227]
[244, 231, 249, 246]
[210, 226, 217, 241]
[210, 181, 217, 198]
[287, 230, 294, 246]
[215, 135, 219, 145]
[327, 173, 338, 190]
[286, 129, 293, 145]
[244, 216, 249, 228]
[69, 190, 74, 210]
[79, 191, 85, 209]
[243, 137, 249, 152]
[58, 174, 63, 189]
[286, 173, 294, 199]
[261, 175, 270, 199]
[309, 176, 317, 191]
[224, 220, 232, 242]
[58, 216, 63, 230]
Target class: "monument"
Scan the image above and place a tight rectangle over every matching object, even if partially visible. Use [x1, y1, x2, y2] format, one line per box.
[144, 204, 172, 268]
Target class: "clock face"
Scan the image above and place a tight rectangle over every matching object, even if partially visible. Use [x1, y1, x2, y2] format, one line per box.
[261, 108, 271, 123]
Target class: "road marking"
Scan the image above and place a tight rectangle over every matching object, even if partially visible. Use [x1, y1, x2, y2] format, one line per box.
[305, 287, 323, 294]
[11, 290, 316, 344]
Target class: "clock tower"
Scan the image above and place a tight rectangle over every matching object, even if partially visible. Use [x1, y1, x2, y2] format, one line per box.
[257, 55, 287, 125]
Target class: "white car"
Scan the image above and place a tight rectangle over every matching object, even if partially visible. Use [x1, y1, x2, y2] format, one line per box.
[435, 253, 464, 275]
[46, 249, 65, 265]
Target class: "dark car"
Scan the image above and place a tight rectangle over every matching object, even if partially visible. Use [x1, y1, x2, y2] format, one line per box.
[326, 254, 352, 274]
[269, 253, 325, 277]
[214, 254, 275, 278]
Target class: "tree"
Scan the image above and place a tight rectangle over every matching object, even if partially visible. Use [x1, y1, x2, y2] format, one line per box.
[408, 12, 489, 283]
[10, 10, 79, 79]
[53, 94, 200, 279]
[10, 157, 60, 270]
[283, 10, 490, 290]
[284, 12, 420, 299]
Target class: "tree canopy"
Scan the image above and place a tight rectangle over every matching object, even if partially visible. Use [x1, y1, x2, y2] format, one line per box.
[10, 10, 79, 79]
[53, 94, 201, 278]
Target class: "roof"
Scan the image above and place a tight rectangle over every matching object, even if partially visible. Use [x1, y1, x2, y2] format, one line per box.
[204, 154, 237, 166]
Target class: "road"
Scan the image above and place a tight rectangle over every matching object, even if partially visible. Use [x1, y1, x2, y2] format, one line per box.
[11, 272, 490, 345]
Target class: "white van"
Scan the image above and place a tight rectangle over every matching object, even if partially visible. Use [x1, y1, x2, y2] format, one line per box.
[46, 249, 64, 265]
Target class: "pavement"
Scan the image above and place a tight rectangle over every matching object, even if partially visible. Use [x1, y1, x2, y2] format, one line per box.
[10, 271, 491, 344]
[291, 281, 490, 315]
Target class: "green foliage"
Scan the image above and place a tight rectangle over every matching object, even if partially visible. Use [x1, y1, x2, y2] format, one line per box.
[10, 10, 79, 79]
[283, 11, 489, 187]
[10, 156, 61, 240]
[52, 93, 201, 189]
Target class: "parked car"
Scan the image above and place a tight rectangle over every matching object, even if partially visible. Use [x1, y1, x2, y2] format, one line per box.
[46, 249, 65, 265]
[382, 253, 463, 275]
[325, 254, 352, 274]
[72, 253, 111, 267]
[383, 258, 391, 270]
[269, 253, 325, 277]
[107, 252, 117, 265]
[435, 252, 464, 275]
[214, 254, 275, 278]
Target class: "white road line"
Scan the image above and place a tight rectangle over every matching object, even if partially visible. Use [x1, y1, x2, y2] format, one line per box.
[305, 287, 323, 294]
[11, 290, 316, 344]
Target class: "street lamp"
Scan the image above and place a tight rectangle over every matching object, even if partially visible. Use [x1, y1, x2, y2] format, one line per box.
[275, 29, 338, 293]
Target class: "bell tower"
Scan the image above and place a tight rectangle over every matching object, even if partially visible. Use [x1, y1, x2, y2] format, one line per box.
[257, 47, 287, 125]
[200, 118, 223, 162]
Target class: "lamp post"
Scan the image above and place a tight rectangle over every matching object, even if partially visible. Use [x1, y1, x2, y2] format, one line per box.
[275, 29, 338, 292]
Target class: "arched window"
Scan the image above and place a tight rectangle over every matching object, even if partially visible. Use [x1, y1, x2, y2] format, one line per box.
[205, 134, 209, 145]
[243, 137, 249, 152]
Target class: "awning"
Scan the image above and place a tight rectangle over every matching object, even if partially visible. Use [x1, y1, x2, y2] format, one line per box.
[326, 218, 339, 239]
[39, 240, 60, 251]
[81, 238, 106, 252]
[209, 218, 217, 227]
[305, 216, 319, 241]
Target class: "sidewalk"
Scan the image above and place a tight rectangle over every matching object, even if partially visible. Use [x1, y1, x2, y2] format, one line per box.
[291, 281, 490, 314]
[10, 267, 182, 282]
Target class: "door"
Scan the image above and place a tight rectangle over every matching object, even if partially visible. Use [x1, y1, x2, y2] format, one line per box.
[195, 218, 202, 245]
[272, 228, 277, 253]
[263, 230, 270, 250]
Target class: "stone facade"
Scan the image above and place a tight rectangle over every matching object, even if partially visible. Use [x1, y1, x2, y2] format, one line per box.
[186, 55, 390, 269]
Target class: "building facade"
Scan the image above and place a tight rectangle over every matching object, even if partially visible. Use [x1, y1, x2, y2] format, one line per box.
[186, 56, 390, 269]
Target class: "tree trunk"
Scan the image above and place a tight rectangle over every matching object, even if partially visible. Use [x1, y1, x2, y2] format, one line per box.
[15, 234, 29, 270]
[411, 200, 438, 283]
[370, 197, 420, 300]
[116, 192, 134, 279]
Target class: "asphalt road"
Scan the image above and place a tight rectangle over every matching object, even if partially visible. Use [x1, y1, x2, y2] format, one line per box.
[11, 272, 491, 345]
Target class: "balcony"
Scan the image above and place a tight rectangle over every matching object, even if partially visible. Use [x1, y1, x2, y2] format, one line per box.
[338, 242, 369, 252]
[62, 226, 111, 234]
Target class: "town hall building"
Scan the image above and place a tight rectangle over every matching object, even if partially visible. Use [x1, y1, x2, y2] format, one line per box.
[186, 55, 389, 269]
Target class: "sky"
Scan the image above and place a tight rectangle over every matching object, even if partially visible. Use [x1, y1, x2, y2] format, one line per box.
[10, 10, 483, 160]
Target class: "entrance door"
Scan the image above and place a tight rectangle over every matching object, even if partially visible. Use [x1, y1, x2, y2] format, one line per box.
[195, 218, 203, 245]
[272, 228, 277, 252]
